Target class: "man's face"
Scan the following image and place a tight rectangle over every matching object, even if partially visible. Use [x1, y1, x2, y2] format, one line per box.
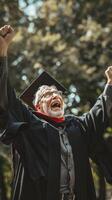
[38, 87, 65, 118]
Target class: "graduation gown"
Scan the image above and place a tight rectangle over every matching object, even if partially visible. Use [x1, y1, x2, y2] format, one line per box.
[0, 57, 112, 200]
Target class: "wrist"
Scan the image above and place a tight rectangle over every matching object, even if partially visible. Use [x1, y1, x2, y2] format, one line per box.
[0, 49, 7, 57]
[107, 80, 112, 85]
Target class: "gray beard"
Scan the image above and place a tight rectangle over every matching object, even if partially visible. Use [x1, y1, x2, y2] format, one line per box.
[43, 103, 64, 118]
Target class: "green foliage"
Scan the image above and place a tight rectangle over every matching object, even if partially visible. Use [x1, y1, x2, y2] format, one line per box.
[0, 0, 112, 199]
[1, 0, 112, 112]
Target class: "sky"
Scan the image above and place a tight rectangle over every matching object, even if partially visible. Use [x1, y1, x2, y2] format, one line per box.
[19, 0, 43, 17]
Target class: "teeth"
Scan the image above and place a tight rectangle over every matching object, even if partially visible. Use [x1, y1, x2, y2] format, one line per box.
[51, 101, 61, 108]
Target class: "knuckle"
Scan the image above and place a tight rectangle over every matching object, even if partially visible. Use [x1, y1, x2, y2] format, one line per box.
[0, 28, 3, 32]
[4, 25, 8, 28]
[105, 69, 109, 73]
[108, 66, 112, 69]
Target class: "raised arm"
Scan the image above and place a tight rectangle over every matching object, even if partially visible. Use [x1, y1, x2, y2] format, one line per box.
[0, 25, 37, 144]
[0, 25, 15, 110]
[0, 25, 32, 119]
[79, 66, 112, 136]
[76, 67, 112, 183]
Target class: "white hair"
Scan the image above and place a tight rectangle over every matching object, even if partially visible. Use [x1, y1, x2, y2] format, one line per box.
[33, 85, 58, 106]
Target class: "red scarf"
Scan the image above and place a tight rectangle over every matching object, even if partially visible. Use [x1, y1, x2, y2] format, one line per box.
[34, 105, 65, 123]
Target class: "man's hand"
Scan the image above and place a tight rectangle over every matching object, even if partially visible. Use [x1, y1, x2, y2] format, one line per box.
[105, 66, 112, 84]
[0, 25, 15, 56]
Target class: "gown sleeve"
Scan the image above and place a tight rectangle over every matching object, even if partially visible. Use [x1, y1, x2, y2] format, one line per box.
[0, 57, 37, 144]
[78, 85, 112, 183]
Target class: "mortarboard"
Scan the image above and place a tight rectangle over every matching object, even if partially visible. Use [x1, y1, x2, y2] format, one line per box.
[20, 71, 67, 110]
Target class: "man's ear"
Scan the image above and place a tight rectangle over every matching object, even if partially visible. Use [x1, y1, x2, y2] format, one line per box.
[37, 104, 40, 109]
[34, 104, 40, 111]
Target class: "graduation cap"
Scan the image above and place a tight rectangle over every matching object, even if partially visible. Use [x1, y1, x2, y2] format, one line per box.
[20, 71, 67, 110]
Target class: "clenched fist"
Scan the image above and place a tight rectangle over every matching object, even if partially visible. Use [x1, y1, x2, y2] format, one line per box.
[105, 66, 112, 84]
[0, 25, 15, 56]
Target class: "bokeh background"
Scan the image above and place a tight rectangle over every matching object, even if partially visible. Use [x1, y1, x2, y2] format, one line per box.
[0, 0, 112, 199]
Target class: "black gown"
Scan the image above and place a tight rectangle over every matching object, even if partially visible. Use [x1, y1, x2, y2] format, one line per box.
[0, 57, 112, 200]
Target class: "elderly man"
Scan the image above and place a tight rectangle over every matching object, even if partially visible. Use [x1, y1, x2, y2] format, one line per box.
[0, 25, 112, 200]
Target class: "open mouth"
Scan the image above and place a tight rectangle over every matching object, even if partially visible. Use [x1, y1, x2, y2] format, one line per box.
[50, 99, 62, 110]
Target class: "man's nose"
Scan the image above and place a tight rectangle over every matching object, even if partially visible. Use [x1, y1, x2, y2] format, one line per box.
[52, 93, 58, 98]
